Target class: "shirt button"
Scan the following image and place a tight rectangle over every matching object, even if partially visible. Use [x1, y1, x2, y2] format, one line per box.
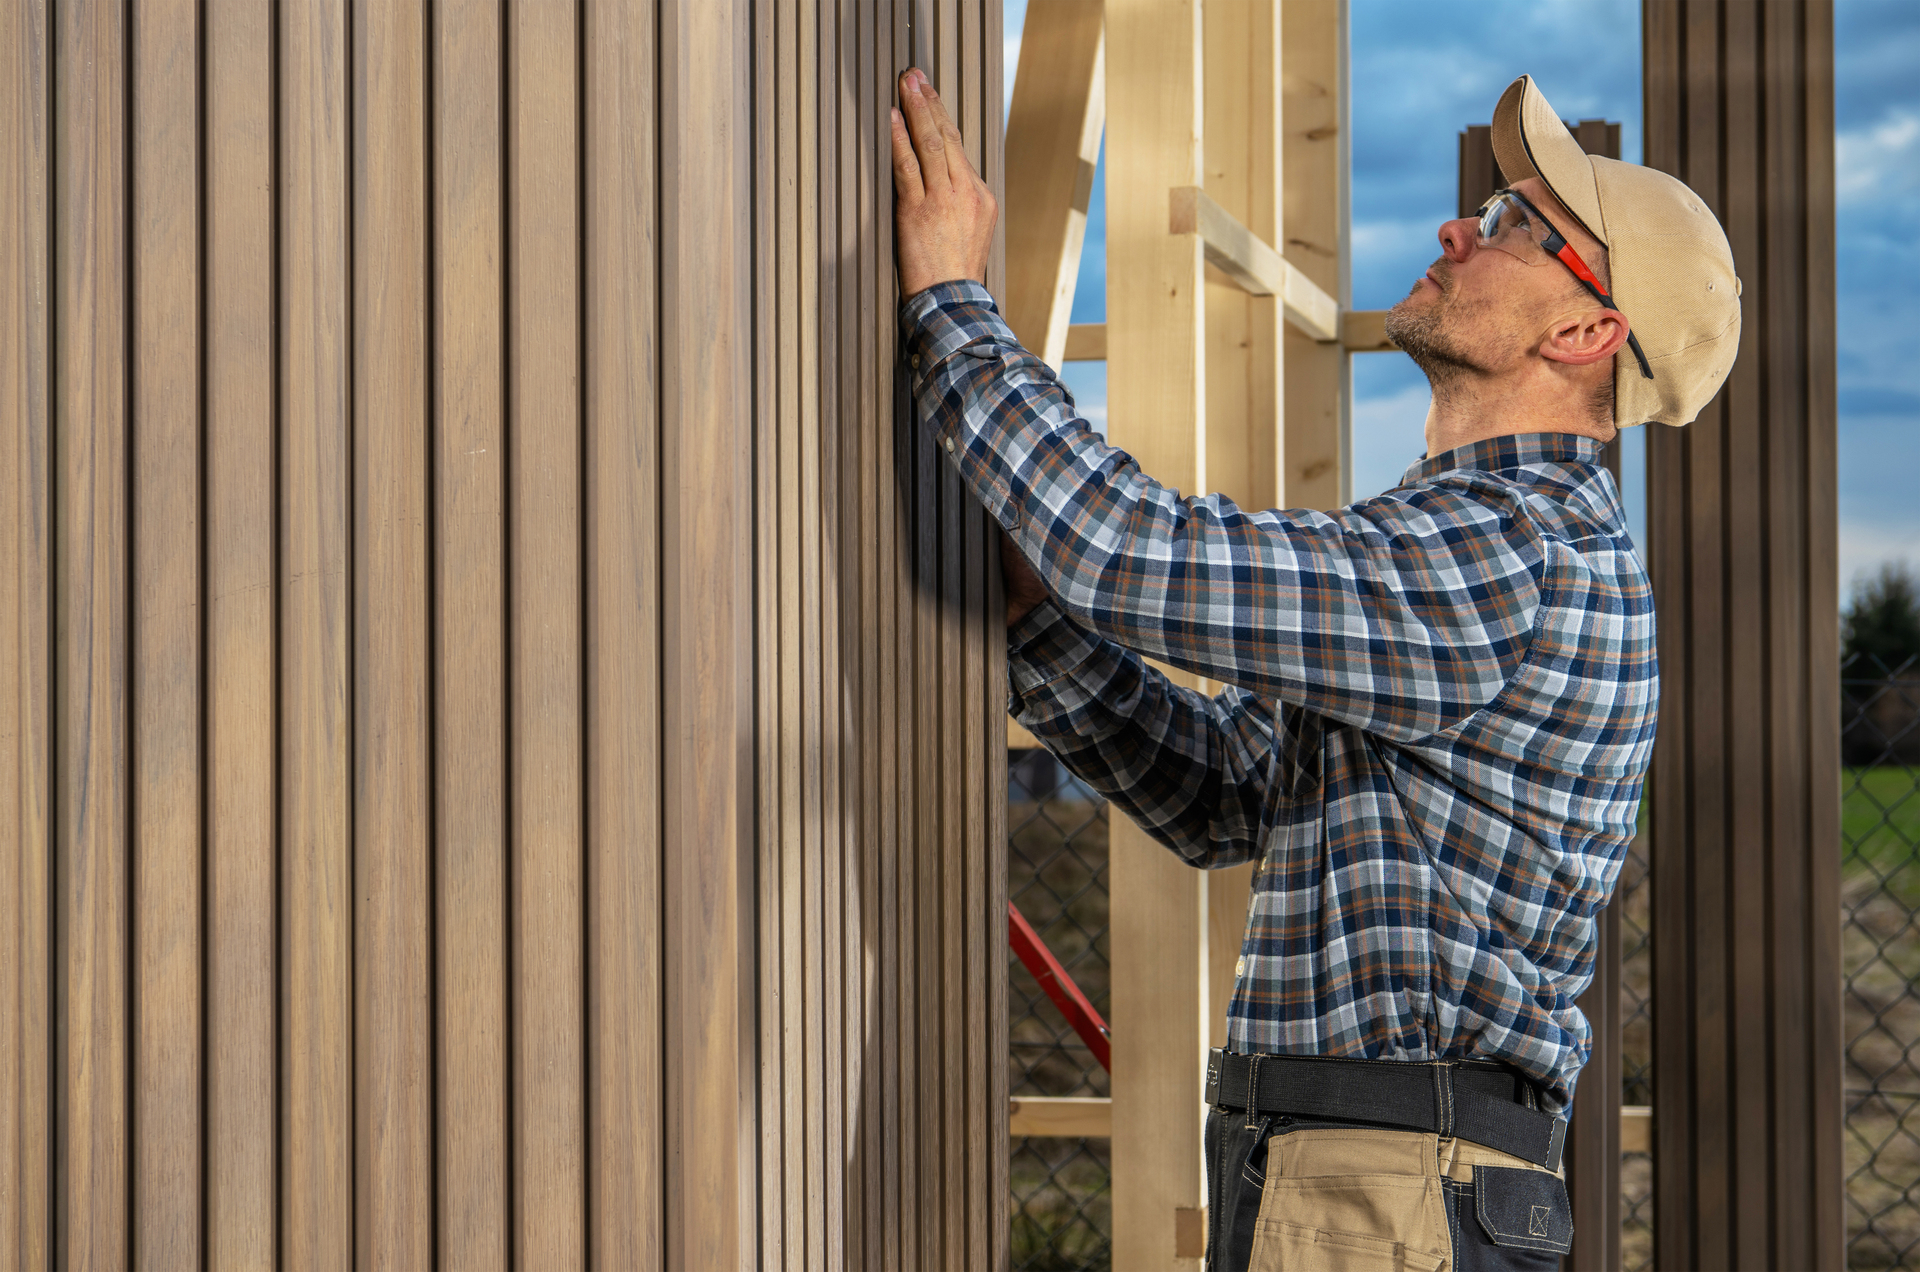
[1235, 956, 1246, 978]
[944, 437, 955, 453]
[911, 354, 921, 368]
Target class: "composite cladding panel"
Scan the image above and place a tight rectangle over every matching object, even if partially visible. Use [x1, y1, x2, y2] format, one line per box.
[0, 0, 1007, 1266]
[1642, 3, 1842, 1270]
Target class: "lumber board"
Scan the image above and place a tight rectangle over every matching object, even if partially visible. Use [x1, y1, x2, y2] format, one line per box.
[279, 0, 355, 1260]
[54, 0, 133, 1256]
[1105, 0, 1209, 1265]
[1002, 0, 1104, 367]
[132, 0, 205, 1259]
[507, 0, 587, 1261]
[0, 0, 52, 1261]
[353, 0, 434, 1260]
[205, 0, 278, 1260]
[1279, 0, 1349, 510]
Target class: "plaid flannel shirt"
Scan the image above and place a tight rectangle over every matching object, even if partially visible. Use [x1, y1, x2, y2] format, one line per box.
[903, 281, 1656, 1110]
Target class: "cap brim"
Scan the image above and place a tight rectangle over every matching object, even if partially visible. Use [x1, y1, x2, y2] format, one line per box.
[1491, 75, 1607, 245]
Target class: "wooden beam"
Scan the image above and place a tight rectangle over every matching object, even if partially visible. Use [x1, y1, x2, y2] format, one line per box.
[1280, 0, 1349, 509]
[1063, 321, 1107, 362]
[1169, 185, 1337, 344]
[1008, 1097, 1113, 1139]
[1106, 0, 1209, 1266]
[1009, 1097, 1655, 1150]
[1339, 309, 1396, 352]
[1003, 0, 1105, 369]
[1621, 1105, 1652, 1156]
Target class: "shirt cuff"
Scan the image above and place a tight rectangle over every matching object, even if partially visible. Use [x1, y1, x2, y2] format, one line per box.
[898, 278, 1001, 369]
[1006, 597, 1100, 720]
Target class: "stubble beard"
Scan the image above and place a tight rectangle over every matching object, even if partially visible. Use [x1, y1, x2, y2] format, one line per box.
[1385, 267, 1501, 404]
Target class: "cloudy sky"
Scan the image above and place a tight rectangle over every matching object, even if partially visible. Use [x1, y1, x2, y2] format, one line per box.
[1001, 0, 1918, 595]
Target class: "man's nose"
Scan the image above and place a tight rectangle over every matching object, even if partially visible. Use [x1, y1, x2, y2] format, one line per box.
[1437, 216, 1479, 263]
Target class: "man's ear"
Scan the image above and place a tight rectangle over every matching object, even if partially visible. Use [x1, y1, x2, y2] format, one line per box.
[1539, 307, 1629, 367]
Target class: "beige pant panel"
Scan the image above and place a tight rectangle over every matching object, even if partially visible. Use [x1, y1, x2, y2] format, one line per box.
[1247, 1127, 1562, 1271]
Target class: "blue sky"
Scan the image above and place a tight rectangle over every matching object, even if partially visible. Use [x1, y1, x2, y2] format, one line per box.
[1002, 0, 1918, 592]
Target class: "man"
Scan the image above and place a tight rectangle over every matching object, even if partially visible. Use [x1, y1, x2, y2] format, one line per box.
[890, 67, 1738, 1272]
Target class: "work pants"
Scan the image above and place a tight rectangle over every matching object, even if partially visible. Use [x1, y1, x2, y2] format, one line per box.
[1204, 1107, 1573, 1271]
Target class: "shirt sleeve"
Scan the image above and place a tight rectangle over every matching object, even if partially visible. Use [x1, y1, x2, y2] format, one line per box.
[902, 280, 1547, 745]
[1009, 598, 1274, 869]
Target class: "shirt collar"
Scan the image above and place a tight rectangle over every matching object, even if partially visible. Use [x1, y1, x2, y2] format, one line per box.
[1400, 432, 1605, 486]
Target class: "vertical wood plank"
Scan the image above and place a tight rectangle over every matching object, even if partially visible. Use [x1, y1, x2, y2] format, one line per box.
[0, 0, 53, 1261]
[854, 5, 886, 1266]
[1203, 0, 1281, 515]
[584, 0, 662, 1259]
[798, 0, 828, 1264]
[430, 0, 510, 1262]
[830, 2, 865, 1264]
[813, 3, 848, 1263]
[54, 0, 133, 1260]
[1104, 1, 1209, 1265]
[751, 0, 787, 1260]
[131, 0, 205, 1259]
[981, 12, 1010, 1270]
[280, 0, 355, 1260]
[1198, 1, 1278, 1063]
[1280, 0, 1347, 510]
[354, 0, 435, 1261]
[658, 0, 755, 1262]
[506, 0, 585, 1263]
[776, 0, 810, 1262]
[1565, 902, 1620, 1272]
[878, 9, 907, 1265]
[205, 0, 279, 1261]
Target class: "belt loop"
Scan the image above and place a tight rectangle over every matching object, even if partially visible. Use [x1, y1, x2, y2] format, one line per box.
[1244, 1055, 1264, 1130]
[1433, 1062, 1454, 1139]
[1206, 1048, 1223, 1107]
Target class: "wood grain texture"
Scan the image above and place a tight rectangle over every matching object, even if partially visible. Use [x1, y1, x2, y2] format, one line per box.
[0, 0, 52, 1263]
[1279, 0, 1348, 510]
[3, 2, 1009, 1263]
[204, 0, 279, 1262]
[430, 0, 510, 1261]
[131, 0, 205, 1261]
[1202, 0, 1281, 515]
[1643, 3, 1842, 1267]
[584, 0, 662, 1260]
[353, 0, 434, 1263]
[505, 0, 585, 1263]
[279, 0, 356, 1262]
[1104, 2, 1209, 1266]
[658, 0, 755, 1263]
[55, 0, 133, 1261]
[1000, 0, 1103, 367]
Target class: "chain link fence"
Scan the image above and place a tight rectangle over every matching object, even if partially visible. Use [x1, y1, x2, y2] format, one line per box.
[1618, 830, 1656, 1272]
[1843, 651, 1920, 1270]
[1008, 748, 1113, 1271]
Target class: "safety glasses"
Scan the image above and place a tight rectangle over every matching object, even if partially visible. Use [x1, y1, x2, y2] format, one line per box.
[1475, 189, 1654, 380]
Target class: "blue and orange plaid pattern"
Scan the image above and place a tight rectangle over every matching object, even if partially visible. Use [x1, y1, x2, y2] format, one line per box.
[904, 281, 1656, 1110]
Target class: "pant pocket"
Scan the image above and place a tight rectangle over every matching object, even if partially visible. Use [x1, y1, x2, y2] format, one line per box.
[1247, 1219, 1447, 1272]
[1245, 1176, 1447, 1272]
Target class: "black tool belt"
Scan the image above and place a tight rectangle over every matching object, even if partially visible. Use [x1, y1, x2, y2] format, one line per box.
[1205, 1048, 1568, 1173]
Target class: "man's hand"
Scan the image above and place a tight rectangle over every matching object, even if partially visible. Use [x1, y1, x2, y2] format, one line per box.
[1001, 530, 1049, 629]
[891, 68, 996, 298]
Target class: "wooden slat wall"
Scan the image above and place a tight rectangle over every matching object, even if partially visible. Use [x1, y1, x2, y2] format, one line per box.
[1642, 3, 1842, 1269]
[0, 1, 1007, 1266]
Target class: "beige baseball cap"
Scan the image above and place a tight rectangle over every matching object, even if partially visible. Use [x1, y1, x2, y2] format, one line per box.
[1491, 74, 1741, 428]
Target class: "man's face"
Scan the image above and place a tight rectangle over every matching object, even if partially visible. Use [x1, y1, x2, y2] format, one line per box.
[1385, 176, 1608, 385]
